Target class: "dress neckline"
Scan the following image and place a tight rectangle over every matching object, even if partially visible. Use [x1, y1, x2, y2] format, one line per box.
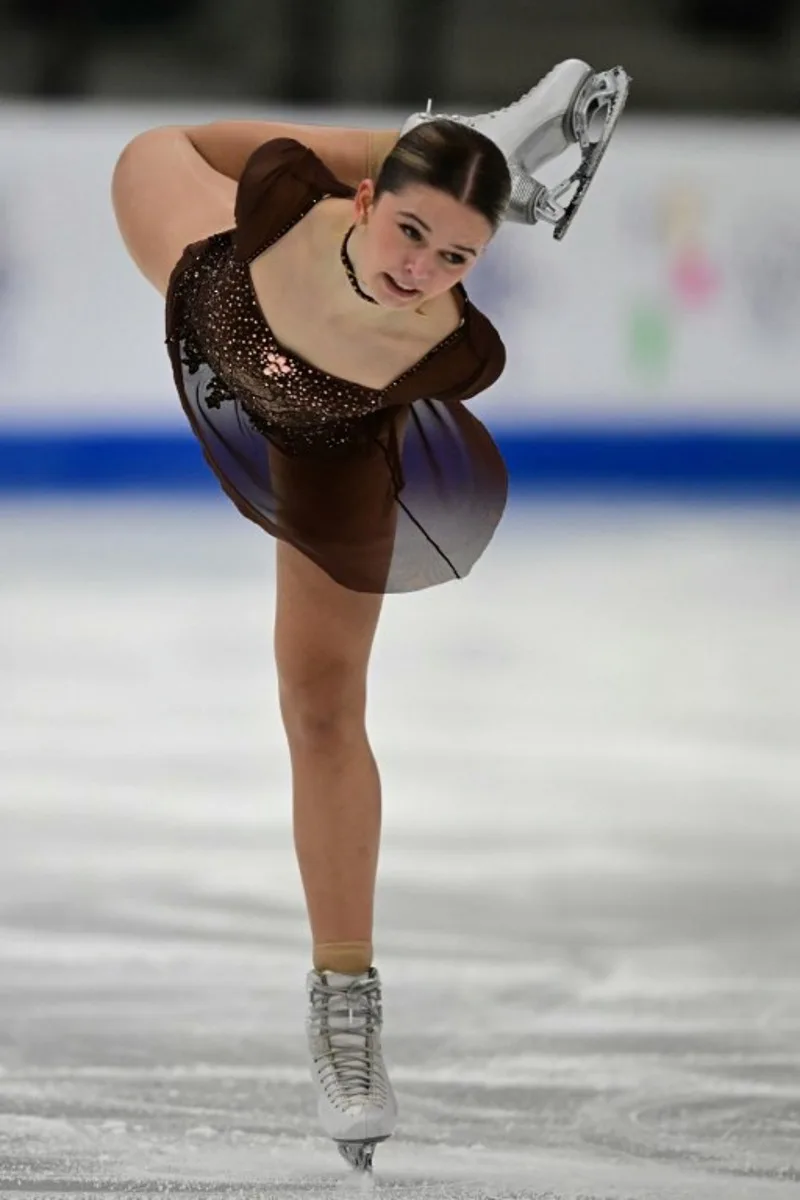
[243, 256, 466, 396]
[240, 197, 469, 397]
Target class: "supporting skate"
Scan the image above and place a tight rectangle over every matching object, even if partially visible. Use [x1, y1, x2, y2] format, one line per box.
[337, 1135, 388, 1173]
[306, 968, 398, 1173]
[401, 59, 631, 237]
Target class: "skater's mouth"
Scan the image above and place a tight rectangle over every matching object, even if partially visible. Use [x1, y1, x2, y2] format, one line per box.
[382, 273, 421, 299]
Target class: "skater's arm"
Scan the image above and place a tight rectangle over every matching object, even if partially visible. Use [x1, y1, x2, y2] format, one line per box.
[182, 121, 399, 187]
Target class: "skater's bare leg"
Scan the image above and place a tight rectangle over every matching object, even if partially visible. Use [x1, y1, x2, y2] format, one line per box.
[274, 542, 383, 974]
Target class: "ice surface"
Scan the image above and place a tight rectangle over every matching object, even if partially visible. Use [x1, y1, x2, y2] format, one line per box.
[1, 498, 799, 1198]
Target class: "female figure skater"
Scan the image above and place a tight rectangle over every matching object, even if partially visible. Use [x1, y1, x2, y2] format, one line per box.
[112, 58, 629, 1173]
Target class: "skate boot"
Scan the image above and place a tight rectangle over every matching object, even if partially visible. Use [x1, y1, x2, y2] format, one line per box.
[400, 59, 631, 238]
[306, 967, 398, 1173]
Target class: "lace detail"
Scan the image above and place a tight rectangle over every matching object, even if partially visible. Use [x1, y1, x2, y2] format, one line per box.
[307, 970, 390, 1110]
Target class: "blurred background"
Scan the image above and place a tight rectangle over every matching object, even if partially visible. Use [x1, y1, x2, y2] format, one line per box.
[1, 0, 800, 109]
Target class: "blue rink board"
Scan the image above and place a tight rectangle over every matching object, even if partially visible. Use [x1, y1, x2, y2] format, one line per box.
[2, 427, 800, 495]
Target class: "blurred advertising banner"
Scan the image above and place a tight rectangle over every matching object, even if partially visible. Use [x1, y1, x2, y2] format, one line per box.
[0, 106, 799, 431]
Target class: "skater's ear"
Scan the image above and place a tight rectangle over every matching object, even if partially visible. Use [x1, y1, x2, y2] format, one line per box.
[354, 177, 376, 224]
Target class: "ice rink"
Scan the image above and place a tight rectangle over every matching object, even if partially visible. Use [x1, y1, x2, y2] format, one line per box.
[1, 497, 799, 1199]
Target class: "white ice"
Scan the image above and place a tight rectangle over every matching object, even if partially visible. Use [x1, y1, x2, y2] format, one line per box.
[1, 497, 799, 1199]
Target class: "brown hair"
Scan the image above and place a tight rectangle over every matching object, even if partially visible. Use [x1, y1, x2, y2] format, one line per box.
[374, 119, 511, 231]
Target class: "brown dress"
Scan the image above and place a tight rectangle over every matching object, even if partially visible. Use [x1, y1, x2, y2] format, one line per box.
[165, 138, 508, 594]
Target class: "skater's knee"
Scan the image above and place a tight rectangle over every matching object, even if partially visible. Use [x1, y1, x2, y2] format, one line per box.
[111, 128, 183, 292]
[278, 659, 367, 750]
[111, 126, 235, 295]
[111, 126, 179, 226]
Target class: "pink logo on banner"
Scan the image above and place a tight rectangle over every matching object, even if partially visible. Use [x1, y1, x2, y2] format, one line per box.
[626, 183, 721, 380]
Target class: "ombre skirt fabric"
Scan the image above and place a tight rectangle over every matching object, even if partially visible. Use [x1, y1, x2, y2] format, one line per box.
[170, 320, 508, 594]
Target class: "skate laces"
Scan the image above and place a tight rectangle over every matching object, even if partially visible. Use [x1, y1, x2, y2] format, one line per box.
[309, 972, 388, 1107]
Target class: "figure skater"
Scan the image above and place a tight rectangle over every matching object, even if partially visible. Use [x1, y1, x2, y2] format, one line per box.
[111, 58, 629, 1173]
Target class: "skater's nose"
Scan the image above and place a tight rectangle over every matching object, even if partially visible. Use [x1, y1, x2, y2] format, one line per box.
[403, 248, 435, 285]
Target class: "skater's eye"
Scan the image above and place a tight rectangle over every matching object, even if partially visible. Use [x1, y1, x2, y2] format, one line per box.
[400, 224, 465, 267]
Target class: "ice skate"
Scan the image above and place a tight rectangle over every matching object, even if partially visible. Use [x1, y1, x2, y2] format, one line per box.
[401, 59, 631, 237]
[306, 967, 397, 1173]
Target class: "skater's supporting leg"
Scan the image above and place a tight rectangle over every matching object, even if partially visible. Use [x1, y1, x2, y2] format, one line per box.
[274, 541, 383, 975]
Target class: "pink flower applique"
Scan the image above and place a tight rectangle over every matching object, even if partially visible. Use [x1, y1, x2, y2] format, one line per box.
[263, 351, 293, 378]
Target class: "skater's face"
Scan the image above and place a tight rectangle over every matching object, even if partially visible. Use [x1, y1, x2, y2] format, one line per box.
[353, 181, 492, 308]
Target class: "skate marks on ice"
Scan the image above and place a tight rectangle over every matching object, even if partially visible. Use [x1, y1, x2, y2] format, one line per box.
[0, 970, 798, 1199]
[1, 501, 800, 1198]
[0, 1109, 796, 1200]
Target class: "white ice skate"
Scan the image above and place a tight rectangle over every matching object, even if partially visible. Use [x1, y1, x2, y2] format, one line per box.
[306, 967, 398, 1173]
[401, 59, 631, 238]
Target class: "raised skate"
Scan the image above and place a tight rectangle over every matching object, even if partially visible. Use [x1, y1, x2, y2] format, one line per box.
[401, 59, 631, 237]
[306, 967, 397, 1173]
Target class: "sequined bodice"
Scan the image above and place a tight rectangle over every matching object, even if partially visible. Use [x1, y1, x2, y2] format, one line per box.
[173, 231, 463, 454]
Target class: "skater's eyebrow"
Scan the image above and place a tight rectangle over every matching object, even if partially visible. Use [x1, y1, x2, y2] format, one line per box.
[396, 211, 477, 256]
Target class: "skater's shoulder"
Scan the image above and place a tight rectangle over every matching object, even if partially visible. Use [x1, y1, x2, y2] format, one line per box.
[412, 288, 506, 405]
[233, 138, 353, 263]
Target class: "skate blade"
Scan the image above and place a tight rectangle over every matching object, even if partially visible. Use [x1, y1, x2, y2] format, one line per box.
[553, 65, 631, 240]
[336, 1135, 389, 1173]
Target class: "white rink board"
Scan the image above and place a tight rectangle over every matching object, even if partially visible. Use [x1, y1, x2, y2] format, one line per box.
[1, 105, 800, 428]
